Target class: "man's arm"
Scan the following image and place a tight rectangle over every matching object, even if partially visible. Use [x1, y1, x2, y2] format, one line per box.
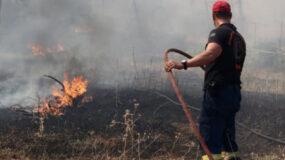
[164, 42, 222, 72]
[186, 42, 222, 67]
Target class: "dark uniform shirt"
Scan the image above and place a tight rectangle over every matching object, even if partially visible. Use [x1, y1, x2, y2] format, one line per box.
[204, 23, 243, 89]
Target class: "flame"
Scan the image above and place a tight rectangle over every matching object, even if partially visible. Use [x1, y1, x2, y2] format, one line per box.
[30, 44, 45, 56]
[29, 43, 65, 56]
[37, 74, 88, 117]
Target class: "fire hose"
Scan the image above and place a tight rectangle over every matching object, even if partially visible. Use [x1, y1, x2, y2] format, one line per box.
[164, 48, 213, 160]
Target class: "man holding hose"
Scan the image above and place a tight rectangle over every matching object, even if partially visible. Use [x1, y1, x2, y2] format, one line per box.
[165, 1, 246, 160]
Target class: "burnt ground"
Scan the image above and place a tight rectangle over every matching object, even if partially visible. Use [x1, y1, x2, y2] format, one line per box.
[0, 87, 284, 159]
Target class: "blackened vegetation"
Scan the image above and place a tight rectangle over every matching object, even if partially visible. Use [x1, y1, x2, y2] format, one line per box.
[0, 87, 284, 159]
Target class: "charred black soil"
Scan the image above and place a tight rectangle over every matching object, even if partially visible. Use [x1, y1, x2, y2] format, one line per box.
[0, 87, 284, 159]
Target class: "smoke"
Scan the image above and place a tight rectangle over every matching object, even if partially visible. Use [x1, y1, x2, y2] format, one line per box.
[0, 0, 284, 106]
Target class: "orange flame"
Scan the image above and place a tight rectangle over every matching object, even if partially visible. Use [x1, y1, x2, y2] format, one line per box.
[37, 74, 88, 117]
[30, 44, 45, 56]
[30, 43, 65, 56]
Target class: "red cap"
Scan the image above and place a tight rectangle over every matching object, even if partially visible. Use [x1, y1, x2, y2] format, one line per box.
[212, 0, 231, 14]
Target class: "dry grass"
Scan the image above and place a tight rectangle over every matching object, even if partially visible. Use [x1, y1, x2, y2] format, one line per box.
[0, 70, 284, 160]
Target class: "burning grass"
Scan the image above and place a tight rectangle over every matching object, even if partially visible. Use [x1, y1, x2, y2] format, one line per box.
[35, 74, 90, 137]
[29, 43, 65, 56]
[38, 74, 88, 117]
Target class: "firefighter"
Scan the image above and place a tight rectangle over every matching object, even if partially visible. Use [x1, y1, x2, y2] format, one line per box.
[165, 1, 246, 160]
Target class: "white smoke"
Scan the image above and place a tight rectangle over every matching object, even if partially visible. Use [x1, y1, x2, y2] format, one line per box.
[0, 0, 284, 106]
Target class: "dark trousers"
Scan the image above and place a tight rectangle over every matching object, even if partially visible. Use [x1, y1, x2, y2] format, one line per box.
[199, 85, 241, 154]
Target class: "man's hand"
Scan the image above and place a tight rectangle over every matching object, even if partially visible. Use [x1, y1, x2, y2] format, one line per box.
[165, 60, 184, 72]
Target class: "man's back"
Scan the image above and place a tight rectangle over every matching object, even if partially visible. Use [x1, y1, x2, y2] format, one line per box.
[204, 23, 246, 90]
